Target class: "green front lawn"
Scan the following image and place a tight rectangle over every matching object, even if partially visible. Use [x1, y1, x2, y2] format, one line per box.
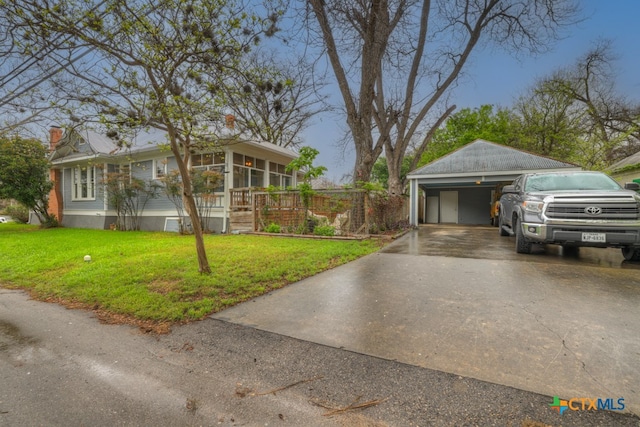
[0, 224, 380, 329]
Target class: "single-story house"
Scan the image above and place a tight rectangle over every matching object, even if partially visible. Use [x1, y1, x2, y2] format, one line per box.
[46, 124, 299, 233]
[406, 140, 580, 226]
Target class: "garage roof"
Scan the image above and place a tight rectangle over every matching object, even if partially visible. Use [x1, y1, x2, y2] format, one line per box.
[609, 149, 640, 172]
[407, 140, 581, 226]
[408, 139, 577, 177]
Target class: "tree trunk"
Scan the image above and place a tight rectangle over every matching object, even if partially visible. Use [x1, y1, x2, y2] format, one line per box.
[183, 190, 211, 274]
[353, 150, 373, 184]
[352, 140, 379, 233]
[169, 137, 211, 274]
[385, 143, 404, 196]
[387, 170, 403, 197]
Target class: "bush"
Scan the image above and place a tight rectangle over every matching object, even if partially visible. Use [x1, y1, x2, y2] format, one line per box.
[368, 194, 407, 233]
[5, 204, 29, 223]
[41, 215, 59, 229]
[313, 225, 335, 237]
[305, 216, 318, 233]
[264, 223, 281, 233]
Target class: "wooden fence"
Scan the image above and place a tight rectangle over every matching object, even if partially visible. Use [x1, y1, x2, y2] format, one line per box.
[229, 188, 408, 235]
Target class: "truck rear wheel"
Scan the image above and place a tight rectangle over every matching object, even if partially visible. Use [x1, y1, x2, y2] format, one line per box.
[621, 247, 640, 261]
[515, 219, 532, 254]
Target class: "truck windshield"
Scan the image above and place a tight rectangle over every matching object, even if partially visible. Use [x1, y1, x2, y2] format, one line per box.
[524, 173, 622, 192]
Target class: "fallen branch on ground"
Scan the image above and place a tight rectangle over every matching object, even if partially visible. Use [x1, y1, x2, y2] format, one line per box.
[312, 395, 389, 416]
[253, 375, 324, 396]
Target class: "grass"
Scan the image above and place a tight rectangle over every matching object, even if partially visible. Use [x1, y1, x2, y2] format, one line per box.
[0, 223, 382, 330]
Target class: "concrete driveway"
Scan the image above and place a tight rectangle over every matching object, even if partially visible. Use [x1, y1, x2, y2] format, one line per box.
[214, 225, 640, 415]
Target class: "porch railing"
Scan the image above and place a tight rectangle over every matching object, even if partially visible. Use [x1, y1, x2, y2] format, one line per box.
[229, 187, 252, 210]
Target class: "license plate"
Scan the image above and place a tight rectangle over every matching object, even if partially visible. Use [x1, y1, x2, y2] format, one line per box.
[582, 233, 606, 242]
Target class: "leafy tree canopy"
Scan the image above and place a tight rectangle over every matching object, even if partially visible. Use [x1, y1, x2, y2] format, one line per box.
[0, 135, 55, 225]
[371, 155, 414, 189]
[418, 105, 518, 167]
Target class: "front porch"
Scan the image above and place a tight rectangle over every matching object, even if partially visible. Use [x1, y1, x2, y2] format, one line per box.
[228, 188, 402, 236]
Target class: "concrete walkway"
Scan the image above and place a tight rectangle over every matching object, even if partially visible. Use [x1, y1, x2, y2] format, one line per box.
[213, 226, 640, 415]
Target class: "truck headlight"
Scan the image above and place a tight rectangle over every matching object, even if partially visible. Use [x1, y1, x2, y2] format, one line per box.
[523, 201, 544, 213]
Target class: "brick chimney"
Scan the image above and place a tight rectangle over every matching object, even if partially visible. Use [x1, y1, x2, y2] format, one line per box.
[48, 126, 64, 222]
[49, 126, 63, 152]
[225, 114, 235, 129]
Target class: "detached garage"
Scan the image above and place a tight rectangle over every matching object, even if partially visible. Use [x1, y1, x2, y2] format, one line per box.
[407, 140, 580, 226]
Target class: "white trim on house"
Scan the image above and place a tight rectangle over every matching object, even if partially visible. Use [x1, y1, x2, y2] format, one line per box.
[153, 158, 169, 179]
[408, 167, 581, 181]
[62, 209, 110, 217]
[71, 165, 97, 201]
[164, 217, 182, 232]
[49, 127, 299, 232]
[61, 209, 228, 217]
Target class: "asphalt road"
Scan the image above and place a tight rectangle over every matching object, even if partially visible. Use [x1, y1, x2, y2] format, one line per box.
[1, 298, 639, 426]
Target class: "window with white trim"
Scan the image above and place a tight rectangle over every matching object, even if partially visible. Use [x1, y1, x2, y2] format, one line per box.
[72, 165, 96, 200]
[269, 161, 293, 188]
[192, 152, 226, 193]
[232, 153, 267, 188]
[153, 158, 168, 179]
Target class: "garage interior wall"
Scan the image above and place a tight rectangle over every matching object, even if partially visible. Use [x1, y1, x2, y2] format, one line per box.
[424, 187, 493, 225]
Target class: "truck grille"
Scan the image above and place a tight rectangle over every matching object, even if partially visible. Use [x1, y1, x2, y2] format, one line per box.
[546, 196, 640, 220]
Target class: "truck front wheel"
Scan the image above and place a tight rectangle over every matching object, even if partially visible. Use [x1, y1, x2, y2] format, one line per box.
[621, 246, 640, 261]
[515, 219, 532, 254]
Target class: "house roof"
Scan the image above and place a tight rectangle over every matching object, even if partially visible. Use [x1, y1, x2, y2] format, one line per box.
[408, 139, 578, 177]
[50, 127, 298, 163]
[609, 150, 640, 172]
[49, 127, 167, 162]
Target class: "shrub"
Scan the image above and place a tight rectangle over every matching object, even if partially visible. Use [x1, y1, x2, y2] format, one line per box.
[264, 223, 281, 233]
[313, 225, 335, 237]
[368, 194, 407, 233]
[5, 204, 29, 223]
[305, 216, 318, 233]
[41, 215, 59, 229]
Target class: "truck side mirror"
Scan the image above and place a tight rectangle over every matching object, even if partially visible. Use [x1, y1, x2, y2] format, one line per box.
[501, 184, 517, 194]
[624, 182, 640, 191]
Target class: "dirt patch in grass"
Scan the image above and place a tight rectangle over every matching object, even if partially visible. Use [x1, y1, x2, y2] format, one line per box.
[148, 279, 182, 295]
[39, 293, 173, 334]
[94, 309, 173, 334]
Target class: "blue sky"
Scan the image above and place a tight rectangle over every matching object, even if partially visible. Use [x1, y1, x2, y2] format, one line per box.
[306, 0, 640, 182]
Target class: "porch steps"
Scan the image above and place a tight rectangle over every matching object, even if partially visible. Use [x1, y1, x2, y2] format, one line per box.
[229, 210, 254, 233]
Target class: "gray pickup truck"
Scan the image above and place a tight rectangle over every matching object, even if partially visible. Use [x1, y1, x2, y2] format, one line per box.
[498, 171, 640, 260]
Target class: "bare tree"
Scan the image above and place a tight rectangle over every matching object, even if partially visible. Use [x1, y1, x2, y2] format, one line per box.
[305, 0, 580, 195]
[541, 40, 640, 169]
[222, 51, 326, 148]
[2, 0, 284, 273]
[0, 17, 67, 136]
